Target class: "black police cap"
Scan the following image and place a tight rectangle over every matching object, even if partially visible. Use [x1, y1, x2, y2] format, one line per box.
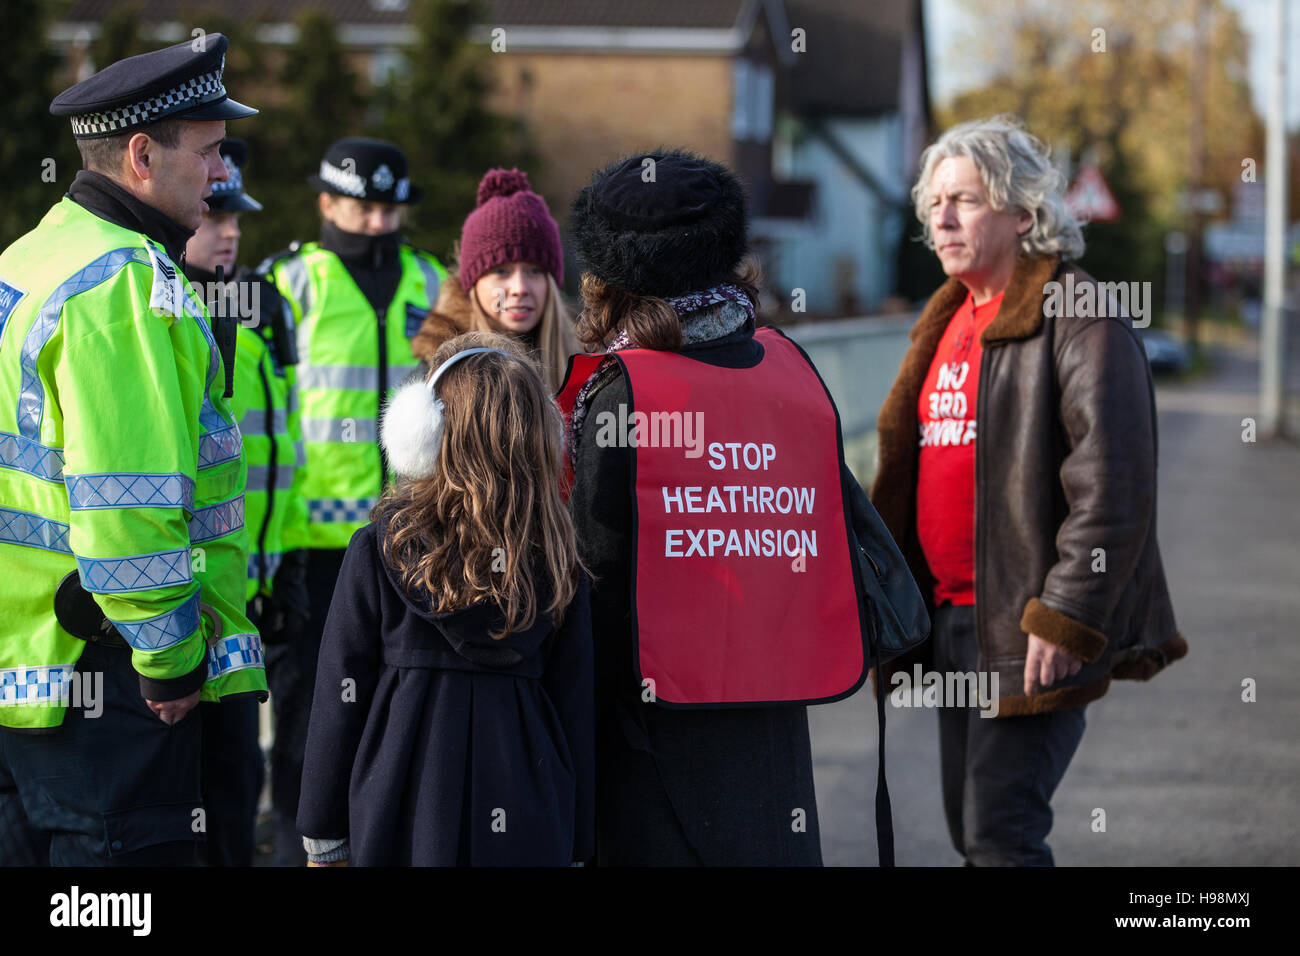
[50, 33, 256, 139]
[308, 138, 422, 205]
[206, 138, 263, 213]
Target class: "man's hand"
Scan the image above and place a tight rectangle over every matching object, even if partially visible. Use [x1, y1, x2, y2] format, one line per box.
[146, 689, 201, 725]
[1023, 634, 1083, 696]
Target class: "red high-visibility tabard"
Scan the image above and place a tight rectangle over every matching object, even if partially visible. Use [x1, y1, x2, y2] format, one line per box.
[557, 328, 868, 707]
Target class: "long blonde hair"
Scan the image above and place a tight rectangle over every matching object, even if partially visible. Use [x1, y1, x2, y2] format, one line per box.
[372, 331, 580, 639]
[458, 253, 582, 393]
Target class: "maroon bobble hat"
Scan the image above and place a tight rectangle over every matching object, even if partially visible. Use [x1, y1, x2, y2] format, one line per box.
[458, 169, 563, 290]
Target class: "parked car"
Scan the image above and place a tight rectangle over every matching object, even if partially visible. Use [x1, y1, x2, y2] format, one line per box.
[1138, 329, 1191, 375]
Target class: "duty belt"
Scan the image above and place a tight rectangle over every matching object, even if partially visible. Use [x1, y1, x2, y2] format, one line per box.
[54, 570, 221, 650]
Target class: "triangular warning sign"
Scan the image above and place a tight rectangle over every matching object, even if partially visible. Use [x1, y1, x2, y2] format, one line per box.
[1066, 165, 1118, 225]
[1065, 163, 1121, 223]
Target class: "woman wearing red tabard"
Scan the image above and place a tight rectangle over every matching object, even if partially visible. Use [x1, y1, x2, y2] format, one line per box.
[564, 149, 910, 865]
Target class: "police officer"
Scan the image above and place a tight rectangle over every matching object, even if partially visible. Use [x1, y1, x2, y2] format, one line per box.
[183, 139, 307, 866]
[260, 137, 445, 864]
[0, 36, 266, 866]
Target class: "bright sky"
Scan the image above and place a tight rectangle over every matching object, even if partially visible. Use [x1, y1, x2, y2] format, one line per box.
[923, 0, 1300, 128]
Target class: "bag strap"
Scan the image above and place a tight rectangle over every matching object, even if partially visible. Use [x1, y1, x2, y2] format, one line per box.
[872, 615, 895, 867]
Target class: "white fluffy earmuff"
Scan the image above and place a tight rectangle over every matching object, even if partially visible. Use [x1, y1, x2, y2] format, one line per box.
[380, 347, 512, 480]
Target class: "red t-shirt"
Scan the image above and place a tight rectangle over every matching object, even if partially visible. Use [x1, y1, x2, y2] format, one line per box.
[915, 290, 1004, 606]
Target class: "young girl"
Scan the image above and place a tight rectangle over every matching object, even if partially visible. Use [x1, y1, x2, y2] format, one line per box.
[297, 331, 593, 866]
[412, 168, 581, 393]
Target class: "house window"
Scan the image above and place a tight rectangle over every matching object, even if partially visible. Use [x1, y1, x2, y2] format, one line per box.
[752, 65, 773, 141]
[369, 49, 406, 85]
[732, 60, 752, 140]
[732, 59, 773, 143]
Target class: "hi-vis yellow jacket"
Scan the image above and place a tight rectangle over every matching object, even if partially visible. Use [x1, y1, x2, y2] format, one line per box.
[264, 242, 444, 550]
[230, 320, 305, 601]
[0, 197, 267, 729]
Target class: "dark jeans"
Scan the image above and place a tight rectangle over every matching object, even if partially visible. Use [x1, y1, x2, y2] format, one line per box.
[0, 642, 201, 866]
[265, 547, 345, 866]
[933, 603, 1087, 866]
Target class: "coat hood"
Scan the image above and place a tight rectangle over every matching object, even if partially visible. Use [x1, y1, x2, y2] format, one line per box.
[374, 516, 556, 669]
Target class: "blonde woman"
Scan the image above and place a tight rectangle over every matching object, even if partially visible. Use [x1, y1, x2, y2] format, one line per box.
[412, 169, 580, 392]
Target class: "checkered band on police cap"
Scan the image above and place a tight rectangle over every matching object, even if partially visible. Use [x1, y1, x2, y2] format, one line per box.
[69, 66, 227, 137]
[52, 34, 256, 140]
[210, 153, 243, 195]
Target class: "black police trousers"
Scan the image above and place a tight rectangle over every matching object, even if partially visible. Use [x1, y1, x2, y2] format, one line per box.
[0, 642, 201, 866]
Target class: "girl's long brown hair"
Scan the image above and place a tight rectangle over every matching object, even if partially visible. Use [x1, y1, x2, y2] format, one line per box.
[372, 331, 580, 639]
[575, 254, 764, 351]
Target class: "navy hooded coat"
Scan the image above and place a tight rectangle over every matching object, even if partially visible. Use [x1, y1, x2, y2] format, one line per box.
[297, 520, 595, 866]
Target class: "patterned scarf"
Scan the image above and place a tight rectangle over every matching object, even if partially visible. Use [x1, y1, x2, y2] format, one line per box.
[567, 283, 754, 463]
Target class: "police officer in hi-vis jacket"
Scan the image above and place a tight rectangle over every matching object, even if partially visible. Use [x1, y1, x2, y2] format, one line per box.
[259, 137, 445, 864]
[184, 138, 306, 866]
[0, 35, 266, 866]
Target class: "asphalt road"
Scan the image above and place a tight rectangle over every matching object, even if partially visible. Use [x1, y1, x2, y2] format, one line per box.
[810, 339, 1300, 866]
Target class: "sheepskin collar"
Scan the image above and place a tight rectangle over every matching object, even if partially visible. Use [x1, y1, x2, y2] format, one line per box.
[908, 255, 1065, 350]
[411, 274, 475, 365]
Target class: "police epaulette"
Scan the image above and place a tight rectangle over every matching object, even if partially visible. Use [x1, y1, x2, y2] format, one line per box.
[399, 238, 444, 263]
[253, 241, 303, 277]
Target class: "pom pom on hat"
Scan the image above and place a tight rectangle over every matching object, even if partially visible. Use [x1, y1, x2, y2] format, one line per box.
[476, 168, 532, 206]
[458, 168, 564, 290]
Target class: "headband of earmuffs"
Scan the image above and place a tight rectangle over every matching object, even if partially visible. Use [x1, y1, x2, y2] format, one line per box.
[381, 347, 515, 479]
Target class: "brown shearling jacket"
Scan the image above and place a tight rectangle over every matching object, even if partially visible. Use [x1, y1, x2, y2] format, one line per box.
[410, 273, 475, 368]
[871, 255, 1188, 716]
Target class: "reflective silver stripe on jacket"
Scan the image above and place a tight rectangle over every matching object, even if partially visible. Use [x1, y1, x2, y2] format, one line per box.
[16, 247, 151, 440]
[277, 255, 311, 319]
[244, 463, 298, 494]
[412, 254, 441, 308]
[238, 407, 288, 435]
[389, 364, 419, 387]
[76, 548, 193, 593]
[299, 417, 378, 442]
[296, 363, 420, 392]
[296, 365, 377, 391]
[65, 471, 195, 510]
[247, 550, 284, 582]
[109, 591, 201, 651]
[187, 495, 244, 543]
[0, 430, 65, 482]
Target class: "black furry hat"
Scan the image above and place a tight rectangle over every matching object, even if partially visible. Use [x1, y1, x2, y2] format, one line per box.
[569, 148, 749, 298]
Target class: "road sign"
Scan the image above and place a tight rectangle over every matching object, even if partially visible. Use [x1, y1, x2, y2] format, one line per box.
[1065, 162, 1121, 223]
